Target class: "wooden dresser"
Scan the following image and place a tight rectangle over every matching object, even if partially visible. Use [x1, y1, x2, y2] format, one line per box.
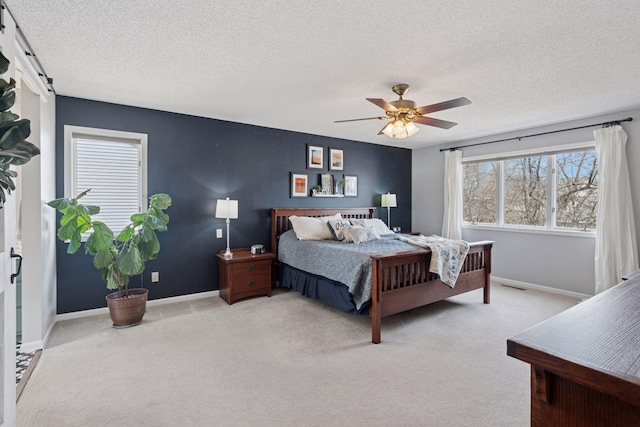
[507, 276, 640, 426]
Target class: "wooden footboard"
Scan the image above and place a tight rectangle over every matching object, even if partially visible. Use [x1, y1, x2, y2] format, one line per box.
[369, 241, 493, 343]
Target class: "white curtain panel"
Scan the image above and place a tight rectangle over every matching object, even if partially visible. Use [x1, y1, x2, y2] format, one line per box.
[594, 125, 639, 293]
[441, 150, 463, 240]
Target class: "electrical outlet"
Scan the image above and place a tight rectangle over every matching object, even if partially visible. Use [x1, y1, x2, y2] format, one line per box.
[151, 271, 159, 282]
[216, 229, 223, 238]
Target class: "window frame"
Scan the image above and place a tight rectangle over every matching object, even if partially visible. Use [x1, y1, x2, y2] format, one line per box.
[63, 125, 148, 235]
[462, 141, 596, 238]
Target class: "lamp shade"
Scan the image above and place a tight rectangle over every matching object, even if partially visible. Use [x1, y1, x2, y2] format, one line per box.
[381, 120, 420, 139]
[381, 193, 397, 208]
[215, 197, 238, 219]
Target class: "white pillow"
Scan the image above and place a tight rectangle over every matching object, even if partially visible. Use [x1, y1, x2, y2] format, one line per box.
[350, 218, 393, 235]
[342, 225, 380, 244]
[289, 214, 341, 240]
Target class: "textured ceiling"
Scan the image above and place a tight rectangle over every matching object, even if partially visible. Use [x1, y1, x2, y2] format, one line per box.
[5, 1, 640, 149]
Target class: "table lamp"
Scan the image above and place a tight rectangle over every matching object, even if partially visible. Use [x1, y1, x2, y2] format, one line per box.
[215, 197, 238, 258]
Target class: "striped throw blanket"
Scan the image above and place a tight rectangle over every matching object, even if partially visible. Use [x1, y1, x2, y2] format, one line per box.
[395, 234, 470, 288]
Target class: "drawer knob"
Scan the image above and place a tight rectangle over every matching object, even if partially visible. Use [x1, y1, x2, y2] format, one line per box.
[247, 265, 255, 271]
[247, 281, 256, 287]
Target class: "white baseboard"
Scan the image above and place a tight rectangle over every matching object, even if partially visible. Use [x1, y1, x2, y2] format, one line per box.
[19, 340, 42, 354]
[55, 290, 220, 322]
[492, 276, 591, 300]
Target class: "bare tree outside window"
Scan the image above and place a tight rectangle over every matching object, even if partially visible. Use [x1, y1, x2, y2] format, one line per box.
[504, 156, 547, 226]
[463, 162, 496, 224]
[462, 148, 598, 231]
[556, 150, 598, 230]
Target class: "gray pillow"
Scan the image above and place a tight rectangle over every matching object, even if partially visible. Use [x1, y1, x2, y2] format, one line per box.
[344, 225, 380, 243]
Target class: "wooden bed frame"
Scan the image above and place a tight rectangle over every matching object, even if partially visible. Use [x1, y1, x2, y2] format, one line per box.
[271, 207, 494, 344]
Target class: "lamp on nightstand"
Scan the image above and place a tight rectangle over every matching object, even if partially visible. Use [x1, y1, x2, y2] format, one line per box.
[381, 193, 397, 228]
[215, 197, 238, 258]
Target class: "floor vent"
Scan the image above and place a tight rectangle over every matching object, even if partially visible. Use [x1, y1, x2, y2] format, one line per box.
[501, 284, 526, 291]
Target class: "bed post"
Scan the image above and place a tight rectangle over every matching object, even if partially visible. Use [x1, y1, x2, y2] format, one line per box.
[483, 243, 492, 304]
[371, 259, 382, 344]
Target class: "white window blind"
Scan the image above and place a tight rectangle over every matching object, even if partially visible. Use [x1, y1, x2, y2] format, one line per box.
[65, 126, 148, 235]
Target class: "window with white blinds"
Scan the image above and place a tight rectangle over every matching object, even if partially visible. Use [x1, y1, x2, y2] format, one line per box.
[64, 126, 148, 235]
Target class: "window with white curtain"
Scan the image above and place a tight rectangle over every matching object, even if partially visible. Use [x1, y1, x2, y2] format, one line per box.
[462, 142, 598, 233]
[64, 125, 148, 234]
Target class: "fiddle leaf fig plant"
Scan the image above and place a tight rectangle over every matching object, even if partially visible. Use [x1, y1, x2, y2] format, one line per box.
[0, 51, 41, 206]
[47, 190, 172, 296]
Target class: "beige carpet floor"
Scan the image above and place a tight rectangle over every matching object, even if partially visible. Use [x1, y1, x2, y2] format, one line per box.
[17, 283, 579, 426]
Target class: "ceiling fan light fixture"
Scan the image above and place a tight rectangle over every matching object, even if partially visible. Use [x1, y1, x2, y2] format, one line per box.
[405, 121, 420, 137]
[381, 122, 395, 138]
[392, 120, 407, 138]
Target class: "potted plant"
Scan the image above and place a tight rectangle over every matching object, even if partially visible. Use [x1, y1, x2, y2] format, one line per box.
[47, 190, 172, 327]
[0, 51, 41, 207]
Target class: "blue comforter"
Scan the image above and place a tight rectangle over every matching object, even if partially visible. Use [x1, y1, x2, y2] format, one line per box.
[278, 230, 421, 310]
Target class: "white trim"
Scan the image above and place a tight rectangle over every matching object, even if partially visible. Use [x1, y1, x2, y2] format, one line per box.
[492, 276, 591, 300]
[463, 223, 596, 238]
[63, 125, 148, 200]
[462, 140, 595, 163]
[14, 37, 50, 98]
[20, 316, 58, 352]
[55, 290, 220, 322]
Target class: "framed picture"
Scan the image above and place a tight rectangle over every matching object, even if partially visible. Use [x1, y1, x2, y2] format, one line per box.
[320, 173, 334, 195]
[291, 173, 308, 197]
[329, 148, 344, 171]
[344, 175, 357, 197]
[307, 145, 323, 169]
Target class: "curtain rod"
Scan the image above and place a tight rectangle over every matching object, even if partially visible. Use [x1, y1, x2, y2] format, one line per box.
[439, 117, 633, 152]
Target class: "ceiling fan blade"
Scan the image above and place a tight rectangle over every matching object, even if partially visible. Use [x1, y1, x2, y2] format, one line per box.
[334, 116, 383, 123]
[366, 98, 398, 112]
[414, 116, 458, 129]
[377, 123, 389, 135]
[415, 97, 471, 115]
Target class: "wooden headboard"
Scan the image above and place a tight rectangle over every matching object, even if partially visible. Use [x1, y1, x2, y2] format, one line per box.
[270, 207, 375, 255]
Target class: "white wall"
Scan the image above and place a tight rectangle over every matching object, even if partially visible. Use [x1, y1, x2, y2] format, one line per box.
[19, 73, 56, 351]
[413, 108, 640, 296]
[17, 67, 56, 351]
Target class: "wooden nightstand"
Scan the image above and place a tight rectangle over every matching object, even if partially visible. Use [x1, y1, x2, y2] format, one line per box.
[216, 248, 276, 304]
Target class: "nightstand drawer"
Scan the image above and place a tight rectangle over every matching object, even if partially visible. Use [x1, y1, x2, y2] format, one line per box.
[231, 260, 270, 278]
[234, 276, 271, 294]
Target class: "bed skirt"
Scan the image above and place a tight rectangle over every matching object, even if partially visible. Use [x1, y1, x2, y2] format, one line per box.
[279, 263, 370, 315]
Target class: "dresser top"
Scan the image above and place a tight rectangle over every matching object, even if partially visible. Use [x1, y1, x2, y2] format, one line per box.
[507, 276, 640, 407]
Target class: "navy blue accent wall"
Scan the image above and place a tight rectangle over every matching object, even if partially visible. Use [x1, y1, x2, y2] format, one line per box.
[55, 96, 412, 313]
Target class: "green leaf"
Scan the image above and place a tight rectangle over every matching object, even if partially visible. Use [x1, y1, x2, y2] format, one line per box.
[130, 212, 146, 225]
[0, 78, 15, 103]
[0, 111, 19, 125]
[93, 249, 115, 269]
[150, 193, 172, 210]
[0, 124, 23, 149]
[85, 221, 114, 254]
[104, 264, 128, 290]
[0, 52, 8, 75]
[0, 91, 15, 112]
[138, 230, 160, 259]
[117, 244, 143, 276]
[116, 224, 136, 242]
[47, 197, 73, 211]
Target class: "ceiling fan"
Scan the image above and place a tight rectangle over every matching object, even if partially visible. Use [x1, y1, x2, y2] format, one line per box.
[335, 84, 471, 139]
